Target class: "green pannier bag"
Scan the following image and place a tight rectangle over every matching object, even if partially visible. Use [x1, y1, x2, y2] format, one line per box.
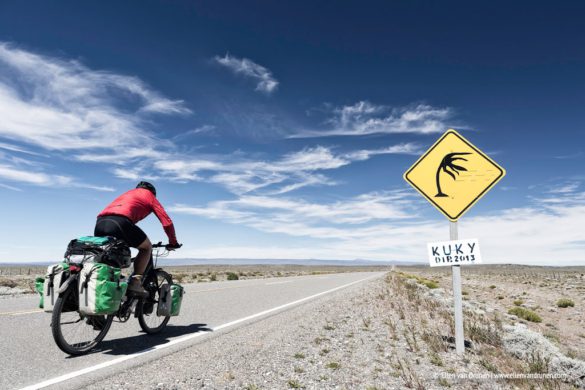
[43, 262, 70, 312]
[79, 262, 127, 315]
[35, 277, 45, 309]
[170, 284, 184, 316]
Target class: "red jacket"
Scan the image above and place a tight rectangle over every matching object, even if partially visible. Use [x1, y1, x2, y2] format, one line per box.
[98, 188, 178, 245]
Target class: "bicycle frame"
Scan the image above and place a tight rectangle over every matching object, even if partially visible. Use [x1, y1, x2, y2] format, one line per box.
[51, 240, 178, 355]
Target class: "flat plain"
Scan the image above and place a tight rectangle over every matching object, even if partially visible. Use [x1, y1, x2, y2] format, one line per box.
[402, 264, 585, 361]
[1, 263, 584, 389]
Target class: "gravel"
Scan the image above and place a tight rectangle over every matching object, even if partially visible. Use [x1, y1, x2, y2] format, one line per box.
[85, 272, 582, 389]
[0, 286, 27, 296]
[86, 275, 501, 389]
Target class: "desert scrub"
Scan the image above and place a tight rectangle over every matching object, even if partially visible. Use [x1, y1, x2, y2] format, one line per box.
[479, 358, 499, 373]
[326, 362, 340, 370]
[527, 351, 550, 374]
[293, 352, 305, 359]
[429, 352, 443, 366]
[513, 299, 523, 306]
[543, 331, 560, 344]
[422, 279, 439, 289]
[173, 273, 187, 283]
[556, 298, 574, 308]
[0, 278, 18, 288]
[226, 272, 239, 281]
[362, 317, 371, 329]
[397, 271, 418, 280]
[508, 307, 542, 323]
[287, 379, 303, 389]
[465, 314, 503, 346]
[489, 285, 496, 289]
[398, 272, 440, 289]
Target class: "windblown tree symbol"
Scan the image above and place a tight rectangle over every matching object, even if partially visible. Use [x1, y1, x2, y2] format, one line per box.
[435, 152, 472, 197]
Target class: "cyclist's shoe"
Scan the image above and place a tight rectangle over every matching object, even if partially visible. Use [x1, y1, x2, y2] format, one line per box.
[127, 279, 148, 298]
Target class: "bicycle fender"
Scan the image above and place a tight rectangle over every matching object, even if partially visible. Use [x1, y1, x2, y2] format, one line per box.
[57, 274, 78, 294]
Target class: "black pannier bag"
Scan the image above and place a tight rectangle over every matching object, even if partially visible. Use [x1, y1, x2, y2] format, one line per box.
[101, 240, 132, 268]
[65, 236, 132, 268]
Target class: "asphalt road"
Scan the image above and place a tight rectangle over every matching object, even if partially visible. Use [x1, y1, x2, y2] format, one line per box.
[0, 271, 384, 390]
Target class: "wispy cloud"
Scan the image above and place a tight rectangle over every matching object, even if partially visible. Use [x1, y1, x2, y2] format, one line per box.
[0, 163, 113, 191]
[152, 143, 418, 195]
[292, 101, 456, 138]
[172, 189, 585, 265]
[112, 166, 159, 182]
[173, 125, 216, 140]
[214, 54, 278, 94]
[170, 190, 417, 236]
[0, 141, 48, 157]
[548, 181, 580, 194]
[0, 42, 194, 191]
[554, 151, 583, 160]
[0, 182, 22, 191]
[0, 42, 190, 158]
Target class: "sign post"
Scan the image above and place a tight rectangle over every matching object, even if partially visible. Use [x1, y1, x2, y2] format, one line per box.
[450, 221, 465, 354]
[404, 129, 505, 355]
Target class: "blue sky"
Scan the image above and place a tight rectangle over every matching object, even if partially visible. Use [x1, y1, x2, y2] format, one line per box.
[0, 1, 583, 264]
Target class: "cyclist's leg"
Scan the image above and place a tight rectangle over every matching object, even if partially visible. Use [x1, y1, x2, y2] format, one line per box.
[133, 237, 152, 276]
[95, 216, 149, 296]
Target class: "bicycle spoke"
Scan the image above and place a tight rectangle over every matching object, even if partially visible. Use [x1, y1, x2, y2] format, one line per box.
[138, 269, 172, 334]
[52, 282, 113, 355]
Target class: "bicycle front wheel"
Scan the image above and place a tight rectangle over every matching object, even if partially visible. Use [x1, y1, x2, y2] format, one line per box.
[137, 269, 172, 334]
[51, 281, 113, 355]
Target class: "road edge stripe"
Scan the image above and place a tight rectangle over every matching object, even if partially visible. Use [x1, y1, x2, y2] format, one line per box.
[19, 273, 382, 390]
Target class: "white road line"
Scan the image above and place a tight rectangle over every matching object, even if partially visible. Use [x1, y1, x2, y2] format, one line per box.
[19, 273, 382, 390]
[0, 309, 43, 316]
[265, 280, 293, 285]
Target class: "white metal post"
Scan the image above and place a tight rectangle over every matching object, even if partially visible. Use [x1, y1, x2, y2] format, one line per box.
[450, 221, 465, 354]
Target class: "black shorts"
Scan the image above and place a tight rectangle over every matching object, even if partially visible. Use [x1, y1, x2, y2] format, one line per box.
[94, 215, 147, 248]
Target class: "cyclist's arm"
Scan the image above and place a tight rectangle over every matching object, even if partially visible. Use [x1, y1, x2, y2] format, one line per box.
[152, 198, 178, 245]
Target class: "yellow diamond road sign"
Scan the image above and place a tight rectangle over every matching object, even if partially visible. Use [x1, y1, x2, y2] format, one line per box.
[404, 129, 505, 221]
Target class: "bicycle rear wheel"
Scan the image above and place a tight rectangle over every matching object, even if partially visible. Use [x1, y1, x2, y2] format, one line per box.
[137, 269, 172, 334]
[51, 282, 113, 355]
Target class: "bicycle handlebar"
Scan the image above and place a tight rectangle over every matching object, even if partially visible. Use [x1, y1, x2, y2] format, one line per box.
[152, 242, 182, 250]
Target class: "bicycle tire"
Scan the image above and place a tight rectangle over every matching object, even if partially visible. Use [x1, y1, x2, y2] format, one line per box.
[51, 282, 113, 355]
[137, 269, 172, 334]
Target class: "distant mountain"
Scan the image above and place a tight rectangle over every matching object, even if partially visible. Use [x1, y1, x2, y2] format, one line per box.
[0, 258, 418, 267]
[145, 258, 417, 266]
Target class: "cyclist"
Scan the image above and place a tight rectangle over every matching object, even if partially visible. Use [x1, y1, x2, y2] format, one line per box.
[94, 181, 180, 296]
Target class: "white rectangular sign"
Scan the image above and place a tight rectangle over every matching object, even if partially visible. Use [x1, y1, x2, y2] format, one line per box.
[427, 238, 482, 267]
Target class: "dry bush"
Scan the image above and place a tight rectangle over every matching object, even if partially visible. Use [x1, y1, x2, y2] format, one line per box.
[0, 278, 18, 288]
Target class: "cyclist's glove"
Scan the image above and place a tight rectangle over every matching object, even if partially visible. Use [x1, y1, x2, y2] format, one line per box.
[166, 243, 182, 251]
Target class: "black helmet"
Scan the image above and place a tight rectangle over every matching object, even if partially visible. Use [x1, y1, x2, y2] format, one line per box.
[136, 181, 156, 196]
